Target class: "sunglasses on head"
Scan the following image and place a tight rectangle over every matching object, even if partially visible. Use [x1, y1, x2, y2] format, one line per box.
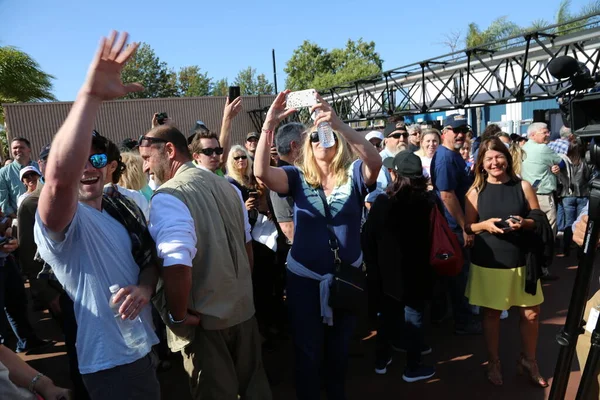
[310, 132, 339, 143]
[138, 135, 168, 148]
[233, 155, 248, 161]
[200, 147, 224, 156]
[389, 132, 408, 139]
[89, 153, 108, 169]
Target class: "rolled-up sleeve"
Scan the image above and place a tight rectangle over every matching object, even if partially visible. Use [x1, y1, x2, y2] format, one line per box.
[149, 193, 197, 267]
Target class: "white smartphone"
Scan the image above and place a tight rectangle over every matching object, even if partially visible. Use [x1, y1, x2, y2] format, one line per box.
[285, 89, 317, 110]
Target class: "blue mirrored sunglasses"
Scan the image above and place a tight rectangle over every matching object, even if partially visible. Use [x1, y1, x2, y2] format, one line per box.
[89, 153, 108, 169]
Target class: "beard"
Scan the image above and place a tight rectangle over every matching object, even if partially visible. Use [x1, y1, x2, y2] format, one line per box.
[151, 156, 171, 186]
[390, 142, 408, 155]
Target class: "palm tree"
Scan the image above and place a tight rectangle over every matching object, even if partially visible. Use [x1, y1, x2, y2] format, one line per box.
[465, 16, 522, 49]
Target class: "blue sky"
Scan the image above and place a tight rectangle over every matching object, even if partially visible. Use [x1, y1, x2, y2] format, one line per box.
[1, 0, 593, 101]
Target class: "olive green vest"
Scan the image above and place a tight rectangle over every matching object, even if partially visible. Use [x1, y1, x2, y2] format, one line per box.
[153, 163, 254, 350]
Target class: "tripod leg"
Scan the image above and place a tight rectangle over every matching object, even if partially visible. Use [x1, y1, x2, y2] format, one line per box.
[549, 181, 600, 400]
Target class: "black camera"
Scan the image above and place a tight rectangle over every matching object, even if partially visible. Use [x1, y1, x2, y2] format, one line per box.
[156, 112, 168, 125]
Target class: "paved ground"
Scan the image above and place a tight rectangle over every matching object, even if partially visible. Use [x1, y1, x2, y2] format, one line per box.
[14, 252, 586, 399]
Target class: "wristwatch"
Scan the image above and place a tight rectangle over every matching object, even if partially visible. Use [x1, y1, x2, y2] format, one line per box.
[168, 311, 188, 325]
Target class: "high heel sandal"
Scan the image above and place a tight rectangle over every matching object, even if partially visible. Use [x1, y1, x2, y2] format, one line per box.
[486, 359, 503, 386]
[516, 354, 548, 388]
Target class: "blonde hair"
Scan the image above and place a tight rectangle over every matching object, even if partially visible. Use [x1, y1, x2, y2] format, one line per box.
[509, 142, 527, 176]
[227, 145, 254, 187]
[415, 128, 441, 157]
[297, 129, 354, 188]
[118, 152, 147, 191]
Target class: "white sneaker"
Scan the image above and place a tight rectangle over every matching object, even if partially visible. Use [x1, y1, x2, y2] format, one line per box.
[500, 310, 509, 320]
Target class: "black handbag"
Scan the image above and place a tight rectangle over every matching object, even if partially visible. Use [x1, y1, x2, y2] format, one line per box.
[316, 187, 366, 313]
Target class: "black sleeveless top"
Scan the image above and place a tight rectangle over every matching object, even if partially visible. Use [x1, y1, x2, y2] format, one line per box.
[471, 179, 528, 269]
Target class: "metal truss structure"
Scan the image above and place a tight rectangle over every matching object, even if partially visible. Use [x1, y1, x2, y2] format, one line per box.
[247, 14, 600, 130]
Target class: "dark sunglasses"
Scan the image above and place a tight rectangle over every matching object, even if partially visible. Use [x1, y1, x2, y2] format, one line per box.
[233, 155, 248, 161]
[310, 132, 339, 143]
[388, 132, 408, 139]
[446, 126, 469, 134]
[200, 147, 224, 156]
[22, 173, 39, 180]
[138, 135, 168, 147]
[89, 153, 108, 169]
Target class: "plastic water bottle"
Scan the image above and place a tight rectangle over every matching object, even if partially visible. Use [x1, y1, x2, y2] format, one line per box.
[315, 109, 336, 148]
[109, 284, 148, 349]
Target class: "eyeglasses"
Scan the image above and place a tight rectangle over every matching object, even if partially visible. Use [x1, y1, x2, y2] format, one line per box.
[445, 126, 469, 134]
[233, 155, 248, 161]
[22, 173, 39, 181]
[246, 138, 258, 143]
[389, 132, 408, 139]
[310, 132, 339, 143]
[138, 135, 168, 147]
[200, 147, 224, 156]
[89, 153, 108, 169]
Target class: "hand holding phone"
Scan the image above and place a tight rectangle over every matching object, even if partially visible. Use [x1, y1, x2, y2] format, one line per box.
[228, 86, 241, 102]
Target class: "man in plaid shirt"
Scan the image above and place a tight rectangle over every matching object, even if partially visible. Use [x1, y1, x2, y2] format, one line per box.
[548, 126, 574, 155]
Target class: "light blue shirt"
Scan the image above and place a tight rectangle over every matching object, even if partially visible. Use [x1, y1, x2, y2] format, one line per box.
[34, 203, 158, 374]
[0, 161, 39, 215]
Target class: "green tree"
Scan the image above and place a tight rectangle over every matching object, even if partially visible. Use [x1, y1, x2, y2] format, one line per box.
[465, 16, 521, 49]
[178, 65, 211, 97]
[121, 43, 179, 99]
[284, 38, 383, 91]
[234, 67, 274, 95]
[211, 78, 229, 96]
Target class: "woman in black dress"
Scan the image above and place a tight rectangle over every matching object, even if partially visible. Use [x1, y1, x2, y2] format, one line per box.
[464, 137, 546, 387]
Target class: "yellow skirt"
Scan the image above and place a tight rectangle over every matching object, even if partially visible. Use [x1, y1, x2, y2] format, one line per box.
[465, 263, 544, 310]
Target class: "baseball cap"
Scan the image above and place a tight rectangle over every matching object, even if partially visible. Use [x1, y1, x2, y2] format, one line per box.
[20, 165, 42, 181]
[383, 122, 407, 137]
[39, 144, 51, 161]
[382, 151, 423, 178]
[443, 114, 469, 129]
[365, 131, 384, 142]
[246, 132, 260, 141]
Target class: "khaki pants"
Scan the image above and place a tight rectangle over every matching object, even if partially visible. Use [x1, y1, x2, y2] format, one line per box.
[182, 316, 272, 400]
[576, 289, 600, 399]
[537, 193, 557, 236]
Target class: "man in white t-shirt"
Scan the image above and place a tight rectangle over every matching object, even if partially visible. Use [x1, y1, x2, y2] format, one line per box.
[34, 31, 160, 400]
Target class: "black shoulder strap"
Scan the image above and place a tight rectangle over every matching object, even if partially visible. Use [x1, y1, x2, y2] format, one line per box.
[316, 187, 339, 252]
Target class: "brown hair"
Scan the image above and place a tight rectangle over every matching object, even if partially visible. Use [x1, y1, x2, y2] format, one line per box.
[189, 131, 220, 155]
[469, 137, 519, 194]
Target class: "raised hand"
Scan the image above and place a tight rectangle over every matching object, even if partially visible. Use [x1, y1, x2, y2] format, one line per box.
[263, 90, 297, 131]
[81, 31, 144, 101]
[311, 92, 344, 131]
[224, 96, 243, 120]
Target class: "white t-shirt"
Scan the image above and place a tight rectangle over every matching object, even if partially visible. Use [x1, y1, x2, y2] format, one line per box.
[418, 155, 433, 178]
[34, 203, 158, 374]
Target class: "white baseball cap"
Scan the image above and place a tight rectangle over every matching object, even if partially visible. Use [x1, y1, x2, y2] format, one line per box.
[20, 166, 42, 181]
[365, 131, 384, 142]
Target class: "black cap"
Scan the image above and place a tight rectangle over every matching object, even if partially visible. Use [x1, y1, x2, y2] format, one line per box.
[443, 114, 469, 129]
[246, 132, 260, 140]
[383, 122, 407, 137]
[383, 151, 423, 178]
[39, 144, 51, 161]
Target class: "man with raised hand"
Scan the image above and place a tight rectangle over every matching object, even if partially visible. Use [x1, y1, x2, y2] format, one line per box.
[34, 32, 160, 400]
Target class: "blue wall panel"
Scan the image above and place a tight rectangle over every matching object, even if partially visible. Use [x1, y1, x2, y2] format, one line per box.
[521, 99, 559, 120]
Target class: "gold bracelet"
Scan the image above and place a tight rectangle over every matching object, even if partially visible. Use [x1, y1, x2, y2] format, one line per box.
[28, 372, 44, 394]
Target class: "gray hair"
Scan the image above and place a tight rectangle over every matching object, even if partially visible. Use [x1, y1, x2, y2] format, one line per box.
[560, 125, 572, 139]
[527, 122, 547, 137]
[406, 124, 422, 134]
[275, 122, 305, 156]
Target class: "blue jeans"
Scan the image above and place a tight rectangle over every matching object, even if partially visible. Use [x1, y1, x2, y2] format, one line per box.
[557, 200, 566, 232]
[563, 197, 588, 253]
[287, 272, 356, 400]
[404, 304, 425, 369]
[0, 255, 36, 350]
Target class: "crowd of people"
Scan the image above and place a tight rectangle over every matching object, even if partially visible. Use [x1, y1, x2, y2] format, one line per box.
[0, 30, 595, 400]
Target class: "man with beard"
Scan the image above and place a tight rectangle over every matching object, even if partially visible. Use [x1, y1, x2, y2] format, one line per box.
[139, 125, 270, 400]
[379, 122, 409, 160]
[0, 138, 39, 218]
[34, 31, 160, 400]
[430, 114, 480, 335]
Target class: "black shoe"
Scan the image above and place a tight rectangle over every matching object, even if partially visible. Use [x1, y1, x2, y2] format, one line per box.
[402, 365, 436, 382]
[16, 338, 55, 354]
[375, 356, 393, 375]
